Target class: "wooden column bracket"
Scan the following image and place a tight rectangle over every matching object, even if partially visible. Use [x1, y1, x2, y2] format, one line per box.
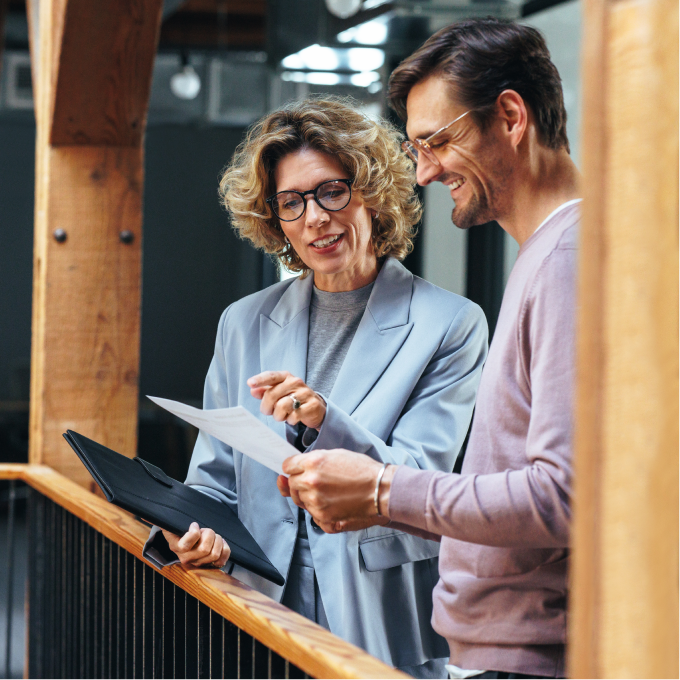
[28, 0, 164, 488]
[569, 0, 679, 676]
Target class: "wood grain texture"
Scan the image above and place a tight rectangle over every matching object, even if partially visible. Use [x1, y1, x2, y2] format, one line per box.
[29, 146, 144, 489]
[50, 0, 164, 146]
[0, 464, 408, 679]
[29, 0, 161, 487]
[0, 464, 31, 479]
[569, 0, 679, 677]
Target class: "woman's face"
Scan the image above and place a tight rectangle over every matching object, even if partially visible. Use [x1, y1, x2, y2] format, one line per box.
[273, 148, 378, 292]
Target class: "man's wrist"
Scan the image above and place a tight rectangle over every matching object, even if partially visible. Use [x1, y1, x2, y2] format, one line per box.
[377, 464, 396, 518]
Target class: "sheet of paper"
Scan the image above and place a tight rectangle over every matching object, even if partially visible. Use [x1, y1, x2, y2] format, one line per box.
[147, 396, 298, 476]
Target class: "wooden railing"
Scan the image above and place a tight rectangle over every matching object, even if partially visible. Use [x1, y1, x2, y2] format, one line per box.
[0, 464, 407, 679]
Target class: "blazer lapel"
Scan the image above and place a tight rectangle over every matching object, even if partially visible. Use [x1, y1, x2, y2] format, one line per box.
[260, 276, 314, 439]
[259, 274, 314, 403]
[260, 275, 314, 518]
[329, 258, 414, 416]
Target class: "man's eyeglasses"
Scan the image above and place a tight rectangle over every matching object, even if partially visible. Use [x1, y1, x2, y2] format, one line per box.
[402, 110, 472, 166]
[266, 179, 353, 222]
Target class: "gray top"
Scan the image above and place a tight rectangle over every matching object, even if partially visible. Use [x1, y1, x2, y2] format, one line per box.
[306, 281, 374, 398]
[297, 280, 374, 538]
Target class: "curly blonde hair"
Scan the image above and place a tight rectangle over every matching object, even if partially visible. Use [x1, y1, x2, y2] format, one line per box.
[219, 96, 421, 275]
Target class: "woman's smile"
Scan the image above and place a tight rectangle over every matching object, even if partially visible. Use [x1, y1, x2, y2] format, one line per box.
[309, 233, 344, 251]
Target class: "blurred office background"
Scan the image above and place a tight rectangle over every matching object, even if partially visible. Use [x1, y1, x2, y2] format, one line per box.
[0, 1, 580, 473]
[0, 2, 579, 674]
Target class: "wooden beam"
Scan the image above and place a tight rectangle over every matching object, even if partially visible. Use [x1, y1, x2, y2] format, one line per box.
[569, 0, 679, 677]
[29, 0, 163, 488]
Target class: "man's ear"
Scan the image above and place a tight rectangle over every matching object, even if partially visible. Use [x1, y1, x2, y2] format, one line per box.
[495, 89, 528, 149]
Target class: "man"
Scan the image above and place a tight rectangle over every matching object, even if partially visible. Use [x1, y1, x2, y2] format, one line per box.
[278, 17, 581, 679]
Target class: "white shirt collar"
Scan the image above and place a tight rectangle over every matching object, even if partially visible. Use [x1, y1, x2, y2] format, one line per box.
[532, 198, 583, 236]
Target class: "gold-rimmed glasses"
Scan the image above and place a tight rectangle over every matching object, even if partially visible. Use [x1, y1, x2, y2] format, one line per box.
[402, 110, 472, 166]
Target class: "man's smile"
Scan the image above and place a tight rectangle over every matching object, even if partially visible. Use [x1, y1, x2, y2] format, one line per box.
[445, 177, 467, 194]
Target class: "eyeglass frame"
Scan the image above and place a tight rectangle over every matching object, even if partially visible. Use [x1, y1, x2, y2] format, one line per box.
[266, 178, 354, 222]
[402, 110, 473, 166]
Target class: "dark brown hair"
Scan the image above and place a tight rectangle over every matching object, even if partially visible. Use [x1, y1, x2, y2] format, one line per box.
[388, 17, 570, 152]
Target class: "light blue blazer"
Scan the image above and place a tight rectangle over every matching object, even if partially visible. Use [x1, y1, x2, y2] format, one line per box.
[149, 257, 487, 668]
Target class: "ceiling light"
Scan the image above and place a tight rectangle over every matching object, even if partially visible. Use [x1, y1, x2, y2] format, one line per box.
[347, 47, 384, 72]
[305, 72, 341, 85]
[281, 53, 305, 70]
[350, 71, 380, 87]
[282, 44, 340, 71]
[281, 71, 307, 82]
[337, 18, 389, 45]
[281, 71, 342, 85]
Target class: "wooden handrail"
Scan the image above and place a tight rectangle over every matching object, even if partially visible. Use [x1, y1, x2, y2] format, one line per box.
[2, 464, 407, 679]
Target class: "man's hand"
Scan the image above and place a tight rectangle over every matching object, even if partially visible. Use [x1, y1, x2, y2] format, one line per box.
[248, 371, 326, 430]
[162, 522, 231, 568]
[277, 450, 396, 533]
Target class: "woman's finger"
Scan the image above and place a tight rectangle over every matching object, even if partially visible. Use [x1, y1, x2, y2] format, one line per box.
[176, 522, 201, 552]
[247, 371, 288, 389]
[259, 375, 306, 415]
[286, 399, 326, 429]
[270, 394, 295, 425]
[216, 538, 231, 568]
[190, 530, 220, 566]
[210, 534, 225, 564]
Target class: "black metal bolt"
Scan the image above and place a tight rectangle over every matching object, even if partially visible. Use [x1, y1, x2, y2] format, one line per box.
[119, 230, 134, 244]
[53, 228, 67, 243]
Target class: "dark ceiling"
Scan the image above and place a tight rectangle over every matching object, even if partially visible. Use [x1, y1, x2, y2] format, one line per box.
[2, 0, 571, 62]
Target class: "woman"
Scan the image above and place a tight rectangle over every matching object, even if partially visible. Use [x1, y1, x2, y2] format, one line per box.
[143, 97, 487, 678]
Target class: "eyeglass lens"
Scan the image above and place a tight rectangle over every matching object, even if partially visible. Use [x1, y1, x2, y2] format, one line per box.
[402, 141, 439, 166]
[272, 180, 351, 221]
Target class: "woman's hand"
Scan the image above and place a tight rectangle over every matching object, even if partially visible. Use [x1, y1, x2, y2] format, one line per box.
[248, 371, 327, 430]
[162, 522, 231, 569]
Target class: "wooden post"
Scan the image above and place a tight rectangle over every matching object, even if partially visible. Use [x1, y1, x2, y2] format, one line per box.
[569, 0, 679, 677]
[28, 0, 163, 487]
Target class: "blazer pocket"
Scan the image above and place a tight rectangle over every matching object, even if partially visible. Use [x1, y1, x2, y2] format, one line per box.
[359, 531, 441, 572]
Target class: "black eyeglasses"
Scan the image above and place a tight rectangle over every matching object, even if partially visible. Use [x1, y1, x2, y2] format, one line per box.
[266, 179, 353, 222]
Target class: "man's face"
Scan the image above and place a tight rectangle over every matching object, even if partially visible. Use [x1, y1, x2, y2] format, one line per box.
[405, 75, 512, 229]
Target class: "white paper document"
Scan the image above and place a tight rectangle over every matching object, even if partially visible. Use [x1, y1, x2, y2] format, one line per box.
[147, 396, 298, 476]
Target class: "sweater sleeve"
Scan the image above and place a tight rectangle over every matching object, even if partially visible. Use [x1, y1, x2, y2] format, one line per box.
[389, 244, 576, 548]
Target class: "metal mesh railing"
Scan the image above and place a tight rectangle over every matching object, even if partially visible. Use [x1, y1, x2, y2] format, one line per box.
[1, 480, 27, 679]
[27, 490, 307, 679]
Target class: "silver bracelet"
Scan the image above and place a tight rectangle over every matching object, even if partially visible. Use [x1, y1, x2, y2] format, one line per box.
[374, 463, 389, 516]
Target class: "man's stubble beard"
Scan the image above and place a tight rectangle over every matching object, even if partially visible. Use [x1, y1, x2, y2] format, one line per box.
[450, 159, 511, 230]
[450, 190, 494, 230]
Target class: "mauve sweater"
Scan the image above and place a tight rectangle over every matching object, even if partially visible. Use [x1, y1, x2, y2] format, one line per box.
[388, 203, 580, 678]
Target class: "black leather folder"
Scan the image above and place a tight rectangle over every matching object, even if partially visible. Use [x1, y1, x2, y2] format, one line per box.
[63, 430, 284, 586]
